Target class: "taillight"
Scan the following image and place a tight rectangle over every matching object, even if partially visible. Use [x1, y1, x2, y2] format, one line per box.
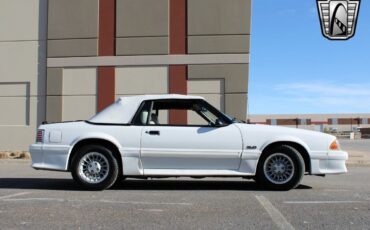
[36, 129, 44, 143]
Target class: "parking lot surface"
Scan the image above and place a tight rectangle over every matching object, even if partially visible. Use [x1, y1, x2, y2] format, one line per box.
[340, 139, 370, 165]
[0, 161, 369, 230]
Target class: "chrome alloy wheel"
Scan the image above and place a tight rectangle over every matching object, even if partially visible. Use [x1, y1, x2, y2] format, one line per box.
[263, 153, 295, 184]
[78, 152, 110, 184]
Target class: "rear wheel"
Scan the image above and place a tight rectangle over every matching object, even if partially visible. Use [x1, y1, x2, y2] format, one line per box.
[256, 145, 305, 190]
[71, 145, 119, 190]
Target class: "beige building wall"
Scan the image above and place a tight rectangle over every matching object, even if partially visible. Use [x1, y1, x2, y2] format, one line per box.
[115, 66, 169, 123]
[0, 0, 251, 150]
[187, 0, 251, 56]
[46, 68, 97, 122]
[188, 64, 248, 120]
[115, 67, 169, 97]
[188, 79, 225, 124]
[187, 0, 250, 120]
[62, 68, 97, 121]
[116, 0, 169, 55]
[0, 0, 47, 150]
[47, 0, 99, 57]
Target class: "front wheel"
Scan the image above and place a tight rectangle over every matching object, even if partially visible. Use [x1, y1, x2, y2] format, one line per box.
[256, 145, 305, 190]
[71, 145, 119, 190]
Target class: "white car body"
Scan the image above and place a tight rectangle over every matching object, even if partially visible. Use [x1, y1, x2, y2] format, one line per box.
[30, 95, 347, 182]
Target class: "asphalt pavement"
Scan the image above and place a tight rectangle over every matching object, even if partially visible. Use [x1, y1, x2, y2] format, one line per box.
[340, 139, 370, 165]
[0, 161, 369, 230]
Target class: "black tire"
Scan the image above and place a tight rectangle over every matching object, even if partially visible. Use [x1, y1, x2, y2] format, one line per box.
[113, 174, 126, 187]
[71, 145, 119, 190]
[256, 145, 305, 190]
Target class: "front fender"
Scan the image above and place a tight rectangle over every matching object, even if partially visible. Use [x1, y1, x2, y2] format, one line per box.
[260, 135, 311, 153]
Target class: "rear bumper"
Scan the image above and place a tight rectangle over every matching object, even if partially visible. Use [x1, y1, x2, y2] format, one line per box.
[310, 150, 348, 175]
[29, 144, 71, 171]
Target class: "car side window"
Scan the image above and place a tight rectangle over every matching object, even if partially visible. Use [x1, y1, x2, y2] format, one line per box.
[132, 101, 152, 125]
[132, 99, 231, 127]
[152, 100, 229, 126]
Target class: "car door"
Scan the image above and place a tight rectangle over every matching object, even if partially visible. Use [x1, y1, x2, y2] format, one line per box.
[137, 99, 243, 174]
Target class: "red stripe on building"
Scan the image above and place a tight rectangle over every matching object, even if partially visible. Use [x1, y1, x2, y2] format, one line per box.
[97, 0, 116, 111]
[169, 65, 187, 124]
[170, 0, 187, 54]
[169, 0, 187, 124]
[97, 67, 115, 111]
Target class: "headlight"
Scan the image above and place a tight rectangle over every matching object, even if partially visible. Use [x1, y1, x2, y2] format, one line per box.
[329, 139, 340, 151]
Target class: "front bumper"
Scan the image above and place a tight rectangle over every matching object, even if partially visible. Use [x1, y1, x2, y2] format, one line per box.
[29, 144, 71, 171]
[311, 150, 348, 175]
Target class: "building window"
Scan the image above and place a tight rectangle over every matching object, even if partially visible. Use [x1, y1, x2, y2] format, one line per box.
[271, 119, 277, 125]
[331, 118, 338, 125]
[300, 119, 307, 125]
[362, 118, 368, 125]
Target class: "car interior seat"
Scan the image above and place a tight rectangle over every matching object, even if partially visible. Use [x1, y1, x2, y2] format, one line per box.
[140, 111, 149, 125]
[150, 113, 159, 125]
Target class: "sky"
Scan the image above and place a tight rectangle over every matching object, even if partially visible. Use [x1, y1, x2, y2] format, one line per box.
[249, 0, 370, 115]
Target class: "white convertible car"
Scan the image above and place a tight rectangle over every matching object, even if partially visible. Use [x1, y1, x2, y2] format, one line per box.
[30, 95, 348, 190]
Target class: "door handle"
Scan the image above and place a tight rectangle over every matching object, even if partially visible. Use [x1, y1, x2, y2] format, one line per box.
[145, 130, 160, 135]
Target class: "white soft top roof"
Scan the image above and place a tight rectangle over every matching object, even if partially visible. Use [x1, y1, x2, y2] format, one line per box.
[89, 94, 204, 124]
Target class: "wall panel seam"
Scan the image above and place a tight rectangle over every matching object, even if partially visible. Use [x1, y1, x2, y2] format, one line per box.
[0, 39, 46, 42]
[48, 54, 250, 67]
[116, 35, 168, 38]
[47, 38, 98, 41]
[188, 34, 251, 36]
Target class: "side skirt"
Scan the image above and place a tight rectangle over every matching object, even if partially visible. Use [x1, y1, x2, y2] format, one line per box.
[142, 169, 255, 176]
